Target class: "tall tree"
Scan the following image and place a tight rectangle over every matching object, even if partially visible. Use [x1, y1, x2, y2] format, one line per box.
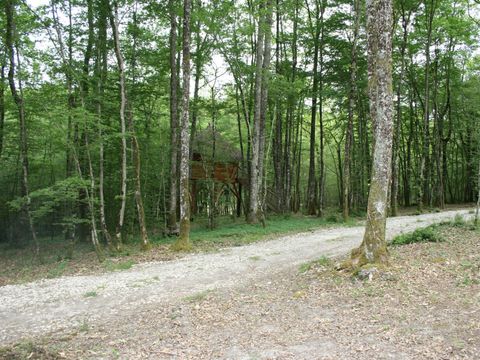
[5, 0, 39, 257]
[476, 157, 480, 225]
[0, 61, 5, 158]
[306, 0, 323, 216]
[172, 0, 192, 250]
[418, 0, 437, 211]
[168, 0, 179, 235]
[128, 6, 150, 250]
[95, 0, 112, 246]
[350, 0, 393, 266]
[343, 0, 360, 221]
[390, 0, 412, 216]
[109, 0, 128, 249]
[248, 0, 273, 224]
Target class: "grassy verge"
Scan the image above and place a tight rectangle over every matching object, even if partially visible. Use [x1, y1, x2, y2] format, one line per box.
[390, 215, 477, 246]
[0, 211, 358, 286]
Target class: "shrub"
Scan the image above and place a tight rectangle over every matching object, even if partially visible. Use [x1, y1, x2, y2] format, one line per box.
[451, 214, 466, 227]
[326, 213, 341, 223]
[391, 226, 443, 246]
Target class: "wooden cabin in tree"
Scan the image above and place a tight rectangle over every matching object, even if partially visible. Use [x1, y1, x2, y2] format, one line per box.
[190, 127, 245, 216]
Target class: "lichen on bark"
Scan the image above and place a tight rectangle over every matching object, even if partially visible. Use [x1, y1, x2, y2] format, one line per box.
[349, 0, 393, 268]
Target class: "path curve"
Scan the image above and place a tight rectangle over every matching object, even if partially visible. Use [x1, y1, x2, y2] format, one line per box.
[0, 209, 473, 345]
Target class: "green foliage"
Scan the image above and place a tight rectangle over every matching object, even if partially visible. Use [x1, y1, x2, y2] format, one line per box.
[391, 226, 444, 246]
[451, 214, 466, 227]
[8, 177, 90, 235]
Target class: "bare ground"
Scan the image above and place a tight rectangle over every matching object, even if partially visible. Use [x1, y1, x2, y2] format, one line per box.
[0, 209, 479, 359]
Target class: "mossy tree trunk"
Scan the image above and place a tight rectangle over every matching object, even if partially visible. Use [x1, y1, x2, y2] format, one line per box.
[351, 0, 393, 267]
[172, 0, 192, 251]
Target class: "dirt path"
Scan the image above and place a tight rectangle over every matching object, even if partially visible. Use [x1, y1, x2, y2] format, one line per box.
[0, 209, 473, 345]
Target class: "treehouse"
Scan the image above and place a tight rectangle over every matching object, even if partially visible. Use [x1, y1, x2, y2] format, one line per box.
[190, 127, 245, 217]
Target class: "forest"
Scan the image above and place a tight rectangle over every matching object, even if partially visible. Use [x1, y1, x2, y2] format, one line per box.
[1, 0, 480, 260]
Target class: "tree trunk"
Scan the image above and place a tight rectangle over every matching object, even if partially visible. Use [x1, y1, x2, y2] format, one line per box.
[209, 86, 217, 229]
[284, 0, 299, 213]
[172, 0, 192, 250]
[350, 0, 393, 267]
[0, 64, 5, 158]
[129, 8, 150, 250]
[168, 0, 179, 234]
[306, 0, 322, 216]
[343, 0, 359, 221]
[96, 0, 112, 247]
[418, 0, 436, 212]
[5, 0, 39, 257]
[72, 144, 104, 261]
[109, 1, 127, 249]
[248, 0, 272, 224]
[273, 0, 283, 213]
[317, 0, 326, 217]
[257, 0, 273, 221]
[391, 5, 410, 216]
[475, 158, 480, 225]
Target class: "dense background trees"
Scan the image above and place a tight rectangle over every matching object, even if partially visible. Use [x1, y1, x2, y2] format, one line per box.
[1, 0, 479, 255]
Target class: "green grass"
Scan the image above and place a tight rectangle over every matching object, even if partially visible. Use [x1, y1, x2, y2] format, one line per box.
[183, 212, 357, 248]
[391, 226, 444, 246]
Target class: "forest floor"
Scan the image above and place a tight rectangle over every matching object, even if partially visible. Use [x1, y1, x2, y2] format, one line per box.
[0, 208, 479, 359]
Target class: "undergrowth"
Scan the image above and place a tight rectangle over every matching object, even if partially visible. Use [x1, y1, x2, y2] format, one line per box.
[391, 215, 478, 246]
[391, 226, 443, 246]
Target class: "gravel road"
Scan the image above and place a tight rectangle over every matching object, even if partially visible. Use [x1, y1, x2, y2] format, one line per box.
[0, 209, 473, 345]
